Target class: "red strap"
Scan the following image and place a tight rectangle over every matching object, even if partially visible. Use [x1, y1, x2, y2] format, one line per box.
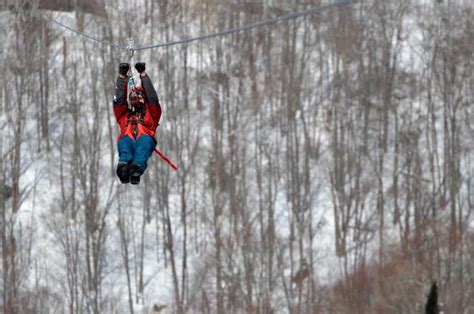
[154, 148, 178, 171]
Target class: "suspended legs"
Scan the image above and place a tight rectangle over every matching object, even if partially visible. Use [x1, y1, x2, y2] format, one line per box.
[117, 135, 156, 184]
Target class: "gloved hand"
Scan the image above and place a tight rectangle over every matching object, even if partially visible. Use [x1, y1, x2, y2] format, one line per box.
[119, 63, 130, 76]
[135, 62, 146, 74]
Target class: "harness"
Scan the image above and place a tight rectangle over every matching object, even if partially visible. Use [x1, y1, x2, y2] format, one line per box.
[126, 104, 146, 139]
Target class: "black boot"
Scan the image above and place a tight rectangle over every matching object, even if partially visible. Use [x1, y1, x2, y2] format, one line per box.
[130, 164, 143, 185]
[116, 162, 131, 184]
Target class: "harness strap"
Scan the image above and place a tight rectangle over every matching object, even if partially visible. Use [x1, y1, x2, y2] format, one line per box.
[125, 104, 146, 139]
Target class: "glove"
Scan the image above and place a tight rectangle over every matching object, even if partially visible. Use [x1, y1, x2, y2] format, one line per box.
[135, 62, 146, 74]
[119, 63, 130, 76]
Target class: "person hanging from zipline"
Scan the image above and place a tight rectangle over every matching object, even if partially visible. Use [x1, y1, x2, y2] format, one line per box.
[113, 62, 162, 184]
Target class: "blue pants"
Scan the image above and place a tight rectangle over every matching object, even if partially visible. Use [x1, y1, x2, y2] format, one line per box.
[118, 135, 156, 173]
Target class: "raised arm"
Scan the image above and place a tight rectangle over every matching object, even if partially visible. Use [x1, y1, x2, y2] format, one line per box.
[135, 62, 160, 106]
[113, 76, 129, 107]
[113, 63, 130, 107]
[141, 74, 160, 106]
[113, 63, 130, 123]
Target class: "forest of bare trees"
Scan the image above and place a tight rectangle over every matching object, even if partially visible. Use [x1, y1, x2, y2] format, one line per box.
[0, 0, 473, 313]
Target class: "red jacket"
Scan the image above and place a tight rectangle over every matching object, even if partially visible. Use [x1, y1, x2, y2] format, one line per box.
[113, 74, 162, 142]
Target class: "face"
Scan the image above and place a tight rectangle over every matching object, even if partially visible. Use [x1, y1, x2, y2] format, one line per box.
[130, 92, 144, 107]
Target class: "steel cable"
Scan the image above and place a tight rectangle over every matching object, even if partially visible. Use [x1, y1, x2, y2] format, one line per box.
[47, 0, 353, 51]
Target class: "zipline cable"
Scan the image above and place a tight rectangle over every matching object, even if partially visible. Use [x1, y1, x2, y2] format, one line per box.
[47, 0, 353, 51]
[49, 17, 128, 50]
[134, 0, 353, 50]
